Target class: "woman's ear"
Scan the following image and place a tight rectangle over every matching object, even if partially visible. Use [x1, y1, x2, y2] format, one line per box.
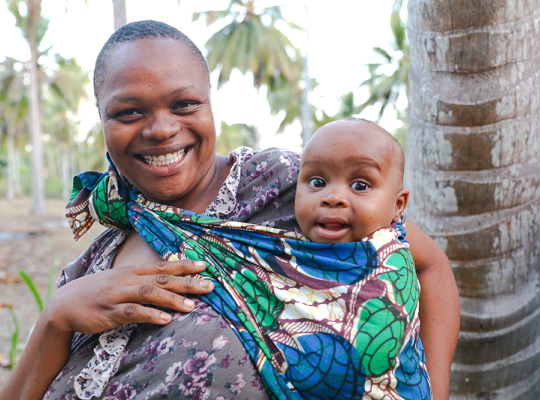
[392, 188, 410, 223]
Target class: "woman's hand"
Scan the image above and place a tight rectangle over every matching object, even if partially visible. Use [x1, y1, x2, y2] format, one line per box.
[0, 259, 214, 400]
[46, 259, 214, 336]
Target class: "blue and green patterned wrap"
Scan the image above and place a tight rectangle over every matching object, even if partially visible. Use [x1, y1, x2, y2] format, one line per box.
[66, 162, 432, 400]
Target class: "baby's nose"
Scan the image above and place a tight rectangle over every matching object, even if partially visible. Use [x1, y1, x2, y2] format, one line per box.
[321, 189, 349, 207]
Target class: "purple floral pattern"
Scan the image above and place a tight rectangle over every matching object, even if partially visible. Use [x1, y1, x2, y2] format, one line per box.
[47, 147, 301, 400]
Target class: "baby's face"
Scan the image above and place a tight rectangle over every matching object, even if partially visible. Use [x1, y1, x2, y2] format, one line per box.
[295, 121, 408, 243]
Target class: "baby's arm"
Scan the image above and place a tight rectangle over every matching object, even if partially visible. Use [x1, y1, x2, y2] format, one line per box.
[405, 220, 460, 400]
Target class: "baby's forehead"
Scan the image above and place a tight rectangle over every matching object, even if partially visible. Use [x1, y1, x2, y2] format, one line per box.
[302, 120, 403, 177]
[307, 121, 395, 156]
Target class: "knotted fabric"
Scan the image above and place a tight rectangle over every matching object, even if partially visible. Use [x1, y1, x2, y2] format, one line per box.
[66, 162, 431, 400]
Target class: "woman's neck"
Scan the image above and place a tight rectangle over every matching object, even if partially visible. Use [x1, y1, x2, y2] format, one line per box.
[168, 155, 232, 214]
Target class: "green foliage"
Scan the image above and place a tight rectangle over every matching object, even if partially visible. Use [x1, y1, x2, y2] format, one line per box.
[18, 254, 56, 314]
[0, 50, 91, 199]
[19, 271, 44, 313]
[0, 304, 19, 370]
[358, 0, 409, 120]
[196, 1, 302, 90]
[216, 121, 258, 155]
[6, 0, 49, 46]
[0, 256, 57, 369]
[267, 81, 363, 134]
[2, 0, 93, 201]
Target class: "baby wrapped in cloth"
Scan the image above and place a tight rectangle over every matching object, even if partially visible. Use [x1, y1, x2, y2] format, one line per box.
[66, 164, 431, 400]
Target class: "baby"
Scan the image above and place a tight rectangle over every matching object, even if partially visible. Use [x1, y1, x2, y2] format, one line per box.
[295, 117, 408, 243]
[291, 118, 431, 399]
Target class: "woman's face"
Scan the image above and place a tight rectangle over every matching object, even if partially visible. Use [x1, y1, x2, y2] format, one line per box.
[98, 38, 216, 207]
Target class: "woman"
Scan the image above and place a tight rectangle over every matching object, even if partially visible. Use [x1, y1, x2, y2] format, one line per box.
[0, 21, 459, 400]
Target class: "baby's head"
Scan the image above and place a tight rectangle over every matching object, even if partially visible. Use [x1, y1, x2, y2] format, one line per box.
[295, 118, 409, 243]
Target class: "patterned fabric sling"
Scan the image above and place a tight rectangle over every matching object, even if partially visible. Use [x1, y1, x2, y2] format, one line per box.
[66, 163, 431, 400]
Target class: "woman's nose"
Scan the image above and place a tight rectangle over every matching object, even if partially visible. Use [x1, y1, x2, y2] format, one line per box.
[321, 188, 349, 207]
[141, 111, 180, 141]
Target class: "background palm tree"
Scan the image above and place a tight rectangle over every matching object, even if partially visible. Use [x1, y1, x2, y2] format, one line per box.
[112, 0, 126, 30]
[0, 57, 29, 201]
[408, 0, 540, 397]
[41, 55, 89, 198]
[194, 0, 302, 148]
[194, 0, 302, 91]
[6, 0, 48, 213]
[266, 78, 355, 134]
[265, 0, 409, 148]
[216, 121, 258, 155]
[358, 0, 409, 121]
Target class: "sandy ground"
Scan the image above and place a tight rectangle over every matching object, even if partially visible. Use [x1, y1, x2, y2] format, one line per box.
[0, 198, 105, 388]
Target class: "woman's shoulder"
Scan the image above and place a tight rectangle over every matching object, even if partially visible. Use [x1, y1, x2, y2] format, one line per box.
[228, 146, 301, 186]
[223, 147, 301, 231]
[225, 146, 300, 169]
[57, 228, 128, 288]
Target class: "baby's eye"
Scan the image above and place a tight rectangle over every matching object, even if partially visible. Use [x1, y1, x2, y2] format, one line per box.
[351, 181, 369, 191]
[308, 178, 326, 188]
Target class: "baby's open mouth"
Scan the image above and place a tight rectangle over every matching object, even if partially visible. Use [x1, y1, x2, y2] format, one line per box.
[318, 222, 349, 231]
[139, 147, 188, 167]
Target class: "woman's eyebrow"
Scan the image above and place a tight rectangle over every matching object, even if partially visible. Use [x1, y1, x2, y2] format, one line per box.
[111, 87, 193, 103]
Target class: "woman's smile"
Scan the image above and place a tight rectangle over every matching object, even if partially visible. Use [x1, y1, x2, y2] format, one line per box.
[134, 145, 194, 178]
[138, 147, 189, 167]
[98, 37, 223, 210]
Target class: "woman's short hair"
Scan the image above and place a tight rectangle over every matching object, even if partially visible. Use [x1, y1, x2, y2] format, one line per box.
[93, 20, 209, 102]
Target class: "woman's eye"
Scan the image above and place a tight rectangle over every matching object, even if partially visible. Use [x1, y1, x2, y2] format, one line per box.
[308, 178, 326, 188]
[114, 109, 143, 121]
[174, 101, 197, 111]
[351, 181, 369, 191]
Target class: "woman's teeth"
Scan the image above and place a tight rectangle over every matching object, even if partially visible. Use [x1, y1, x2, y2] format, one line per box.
[141, 149, 186, 166]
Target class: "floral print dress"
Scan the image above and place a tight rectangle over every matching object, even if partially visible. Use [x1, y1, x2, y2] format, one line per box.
[45, 147, 302, 400]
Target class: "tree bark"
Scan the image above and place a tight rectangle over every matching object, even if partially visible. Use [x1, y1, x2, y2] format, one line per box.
[112, 0, 127, 31]
[6, 132, 15, 201]
[28, 0, 45, 214]
[408, 0, 540, 398]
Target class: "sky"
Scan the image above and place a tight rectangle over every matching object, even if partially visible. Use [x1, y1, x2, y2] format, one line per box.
[0, 0, 401, 151]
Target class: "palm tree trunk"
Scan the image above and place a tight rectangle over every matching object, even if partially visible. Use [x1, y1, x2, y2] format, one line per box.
[14, 147, 23, 196]
[61, 144, 70, 199]
[408, 1, 540, 398]
[28, 0, 45, 214]
[112, 0, 127, 30]
[301, 4, 311, 148]
[6, 132, 15, 201]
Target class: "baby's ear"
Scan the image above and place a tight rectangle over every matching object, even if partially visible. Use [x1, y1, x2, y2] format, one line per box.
[392, 188, 409, 223]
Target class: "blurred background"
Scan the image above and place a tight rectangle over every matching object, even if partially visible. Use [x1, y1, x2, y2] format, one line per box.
[0, 0, 410, 382]
[0, 0, 408, 203]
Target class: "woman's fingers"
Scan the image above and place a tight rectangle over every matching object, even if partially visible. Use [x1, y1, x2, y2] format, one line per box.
[116, 303, 173, 325]
[132, 259, 208, 276]
[121, 281, 207, 313]
[153, 274, 214, 294]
